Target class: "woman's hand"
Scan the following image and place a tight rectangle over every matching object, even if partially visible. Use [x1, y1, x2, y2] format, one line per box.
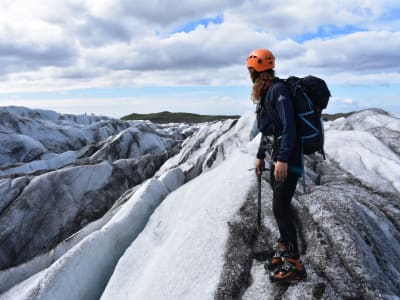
[274, 161, 288, 182]
[255, 159, 265, 176]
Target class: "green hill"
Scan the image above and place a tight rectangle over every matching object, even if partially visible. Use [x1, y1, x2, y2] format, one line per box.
[121, 111, 351, 124]
[121, 111, 241, 124]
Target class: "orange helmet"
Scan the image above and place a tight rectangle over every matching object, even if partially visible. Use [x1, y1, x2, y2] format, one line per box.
[246, 49, 275, 72]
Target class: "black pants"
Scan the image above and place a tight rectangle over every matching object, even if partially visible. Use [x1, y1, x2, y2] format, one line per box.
[270, 165, 300, 256]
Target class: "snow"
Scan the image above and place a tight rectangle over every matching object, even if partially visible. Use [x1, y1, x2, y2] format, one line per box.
[158, 167, 185, 192]
[156, 111, 257, 177]
[242, 262, 274, 300]
[326, 109, 400, 132]
[0, 147, 256, 300]
[1, 174, 176, 300]
[325, 129, 400, 193]
[0, 109, 258, 299]
[1, 107, 400, 299]
[0, 149, 87, 177]
[0, 134, 47, 165]
[101, 149, 256, 300]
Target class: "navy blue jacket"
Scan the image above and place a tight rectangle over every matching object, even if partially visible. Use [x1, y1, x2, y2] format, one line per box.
[256, 78, 302, 175]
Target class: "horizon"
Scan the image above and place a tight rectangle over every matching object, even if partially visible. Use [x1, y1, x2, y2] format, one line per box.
[2, 105, 391, 121]
[0, 1, 399, 118]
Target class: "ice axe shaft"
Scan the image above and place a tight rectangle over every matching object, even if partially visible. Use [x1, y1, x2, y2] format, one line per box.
[257, 174, 261, 230]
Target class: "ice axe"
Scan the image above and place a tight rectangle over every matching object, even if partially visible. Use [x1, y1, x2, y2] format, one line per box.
[256, 174, 262, 230]
[252, 172, 270, 261]
[248, 168, 266, 230]
[252, 172, 270, 262]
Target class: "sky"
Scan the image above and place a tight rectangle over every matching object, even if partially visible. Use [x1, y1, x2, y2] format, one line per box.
[0, 0, 399, 118]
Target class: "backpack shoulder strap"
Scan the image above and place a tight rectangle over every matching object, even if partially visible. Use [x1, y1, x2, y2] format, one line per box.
[263, 92, 277, 122]
[260, 80, 281, 126]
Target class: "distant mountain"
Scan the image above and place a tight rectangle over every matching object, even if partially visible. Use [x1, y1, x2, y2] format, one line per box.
[322, 112, 353, 121]
[122, 110, 352, 124]
[121, 111, 241, 123]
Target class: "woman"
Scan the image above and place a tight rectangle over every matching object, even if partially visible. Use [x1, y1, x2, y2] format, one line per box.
[247, 48, 307, 283]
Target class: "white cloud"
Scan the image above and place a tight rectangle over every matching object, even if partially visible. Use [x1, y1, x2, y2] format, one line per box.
[86, 0, 235, 28]
[335, 98, 357, 105]
[0, 0, 399, 93]
[224, 0, 398, 35]
[0, 91, 253, 118]
[303, 31, 400, 72]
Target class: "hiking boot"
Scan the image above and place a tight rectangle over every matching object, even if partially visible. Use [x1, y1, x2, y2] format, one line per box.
[269, 257, 307, 284]
[266, 240, 288, 271]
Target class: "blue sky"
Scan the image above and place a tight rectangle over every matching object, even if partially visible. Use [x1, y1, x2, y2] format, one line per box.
[0, 1, 399, 118]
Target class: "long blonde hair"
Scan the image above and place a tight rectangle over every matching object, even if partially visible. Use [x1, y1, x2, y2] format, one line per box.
[250, 70, 275, 103]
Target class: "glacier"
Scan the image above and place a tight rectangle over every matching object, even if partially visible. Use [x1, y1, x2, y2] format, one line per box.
[0, 106, 399, 299]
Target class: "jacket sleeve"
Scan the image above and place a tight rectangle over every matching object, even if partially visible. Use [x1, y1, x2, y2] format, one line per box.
[271, 83, 296, 162]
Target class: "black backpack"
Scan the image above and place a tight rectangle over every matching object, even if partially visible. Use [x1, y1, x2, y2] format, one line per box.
[258, 75, 331, 158]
